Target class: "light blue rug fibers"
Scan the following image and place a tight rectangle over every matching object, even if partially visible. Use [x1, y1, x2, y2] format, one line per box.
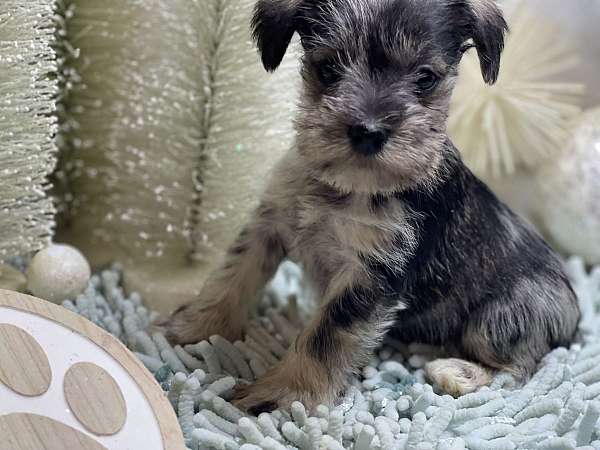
[62, 258, 600, 450]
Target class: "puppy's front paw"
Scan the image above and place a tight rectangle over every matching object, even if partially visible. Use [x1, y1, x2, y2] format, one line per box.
[233, 378, 294, 415]
[160, 301, 242, 345]
[232, 361, 336, 414]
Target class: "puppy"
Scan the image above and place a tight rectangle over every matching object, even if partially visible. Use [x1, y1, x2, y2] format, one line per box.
[165, 0, 580, 412]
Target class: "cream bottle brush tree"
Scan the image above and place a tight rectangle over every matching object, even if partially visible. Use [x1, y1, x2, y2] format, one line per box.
[0, 1, 58, 263]
[54, 0, 300, 314]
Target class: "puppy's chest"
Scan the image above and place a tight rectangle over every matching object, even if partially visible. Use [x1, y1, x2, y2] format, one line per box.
[288, 193, 415, 281]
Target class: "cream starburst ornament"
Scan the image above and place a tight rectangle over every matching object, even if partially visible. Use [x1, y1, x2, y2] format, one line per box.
[449, 1, 584, 178]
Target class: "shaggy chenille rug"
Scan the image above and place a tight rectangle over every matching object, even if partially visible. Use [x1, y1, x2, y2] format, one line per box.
[64, 258, 600, 450]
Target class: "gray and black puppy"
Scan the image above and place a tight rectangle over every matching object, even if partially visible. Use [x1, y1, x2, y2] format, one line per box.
[165, 0, 580, 412]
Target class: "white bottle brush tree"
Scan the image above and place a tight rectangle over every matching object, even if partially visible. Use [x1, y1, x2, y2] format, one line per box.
[0, 1, 58, 265]
[53, 0, 300, 313]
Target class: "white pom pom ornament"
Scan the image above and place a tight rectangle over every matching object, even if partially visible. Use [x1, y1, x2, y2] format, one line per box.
[26, 244, 91, 303]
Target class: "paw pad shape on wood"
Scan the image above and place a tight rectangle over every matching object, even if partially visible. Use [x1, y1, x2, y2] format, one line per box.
[0, 291, 185, 450]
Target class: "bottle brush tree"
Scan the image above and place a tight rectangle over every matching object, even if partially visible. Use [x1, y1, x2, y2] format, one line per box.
[54, 0, 300, 313]
[0, 1, 58, 263]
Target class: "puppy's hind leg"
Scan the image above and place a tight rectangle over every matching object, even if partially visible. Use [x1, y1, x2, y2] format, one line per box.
[425, 358, 494, 397]
[427, 337, 538, 397]
[433, 299, 549, 397]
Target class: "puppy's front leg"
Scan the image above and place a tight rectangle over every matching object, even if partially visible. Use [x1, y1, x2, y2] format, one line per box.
[234, 285, 397, 413]
[165, 205, 287, 344]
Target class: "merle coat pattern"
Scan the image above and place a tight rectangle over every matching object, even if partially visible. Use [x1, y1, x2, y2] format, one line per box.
[164, 0, 580, 413]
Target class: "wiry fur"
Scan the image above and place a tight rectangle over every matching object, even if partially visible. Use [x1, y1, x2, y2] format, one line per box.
[164, 0, 580, 412]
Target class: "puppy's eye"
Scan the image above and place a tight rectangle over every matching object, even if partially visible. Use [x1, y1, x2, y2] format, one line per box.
[316, 59, 342, 87]
[415, 69, 439, 93]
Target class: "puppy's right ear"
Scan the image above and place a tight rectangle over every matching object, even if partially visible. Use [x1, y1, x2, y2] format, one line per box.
[464, 0, 508, 84]
[251, 0, 300, 72]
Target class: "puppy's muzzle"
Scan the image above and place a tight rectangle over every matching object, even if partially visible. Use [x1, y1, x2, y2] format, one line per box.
[348, 124, 389, 156]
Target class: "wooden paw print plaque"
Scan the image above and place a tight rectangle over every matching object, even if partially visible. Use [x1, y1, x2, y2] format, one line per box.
[0, 289, 185, 450]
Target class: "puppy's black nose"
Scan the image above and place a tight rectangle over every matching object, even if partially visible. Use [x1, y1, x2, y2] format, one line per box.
[348, 125, 389, 156]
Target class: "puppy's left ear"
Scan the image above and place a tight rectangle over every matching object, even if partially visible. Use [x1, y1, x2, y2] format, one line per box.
[251, 0, 301, 72]
[463, 0, 508, 84]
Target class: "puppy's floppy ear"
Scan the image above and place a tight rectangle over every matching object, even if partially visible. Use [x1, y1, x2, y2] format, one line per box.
[462, 0, 508, 84]
[251, 0, 301, 72]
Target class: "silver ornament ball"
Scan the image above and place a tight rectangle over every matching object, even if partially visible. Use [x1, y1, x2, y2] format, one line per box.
[537, 108, 600, 265]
